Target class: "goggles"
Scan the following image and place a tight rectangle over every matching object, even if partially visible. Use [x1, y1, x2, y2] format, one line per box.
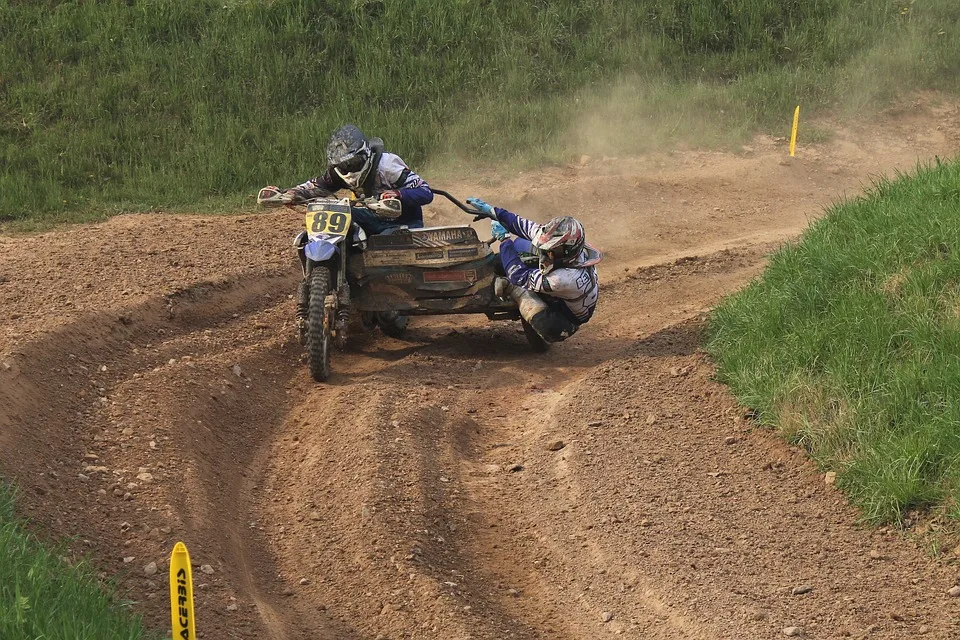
[336, 152, 369, 174]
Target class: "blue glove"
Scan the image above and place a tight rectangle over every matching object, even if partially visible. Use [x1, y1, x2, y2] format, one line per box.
[491, 221, 508, 241]
[466, 197, 497, 221]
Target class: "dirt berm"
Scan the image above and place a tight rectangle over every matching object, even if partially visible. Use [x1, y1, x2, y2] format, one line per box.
[2, 98, 960, 638]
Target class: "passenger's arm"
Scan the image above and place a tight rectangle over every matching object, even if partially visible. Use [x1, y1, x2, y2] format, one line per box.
[501, 238, 548, 292]
[494, 207, 541, 242]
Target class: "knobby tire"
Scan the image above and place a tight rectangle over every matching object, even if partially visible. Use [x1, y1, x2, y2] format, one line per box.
[307, 267, 333, 382]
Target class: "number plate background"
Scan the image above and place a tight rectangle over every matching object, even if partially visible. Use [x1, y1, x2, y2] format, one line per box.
[305, 209, 352, 236]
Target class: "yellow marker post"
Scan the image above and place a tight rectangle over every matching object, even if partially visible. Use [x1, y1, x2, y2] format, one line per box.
[169, 542, 197, 640]
[790, 105, 800, 157]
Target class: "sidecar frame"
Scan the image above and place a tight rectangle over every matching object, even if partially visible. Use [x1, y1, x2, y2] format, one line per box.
[347, 224, 519, 318]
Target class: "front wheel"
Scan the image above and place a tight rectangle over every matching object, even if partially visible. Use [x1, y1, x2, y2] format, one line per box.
[521, 318, 550, 353]
[307, 267, 333, 381]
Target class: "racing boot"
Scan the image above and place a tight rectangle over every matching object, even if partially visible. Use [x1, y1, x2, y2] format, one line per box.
[498, 279, 552, 339]
[498, 278, 578, 343]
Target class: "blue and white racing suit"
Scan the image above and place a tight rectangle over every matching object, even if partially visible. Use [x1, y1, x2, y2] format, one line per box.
[493, 207, 601, 340]
[291, 152, 433, 234]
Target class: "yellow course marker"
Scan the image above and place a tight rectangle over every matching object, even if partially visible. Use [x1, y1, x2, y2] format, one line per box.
[790, 105, 800, 157]
[169, 542, 197, 640]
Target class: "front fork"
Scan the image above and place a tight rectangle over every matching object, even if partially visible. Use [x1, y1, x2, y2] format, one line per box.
[294, 233, 350, 347]
[295, 233, 310, 343]
[333, 280, 350, 348]
[333, 242, 351, 348]
[295, 278, 310, 343]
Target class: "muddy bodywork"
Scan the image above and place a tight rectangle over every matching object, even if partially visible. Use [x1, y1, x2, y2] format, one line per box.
[347, 225, 518, 316]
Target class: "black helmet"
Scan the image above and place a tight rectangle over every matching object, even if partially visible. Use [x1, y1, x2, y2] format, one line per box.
[327, 124, 374, 189]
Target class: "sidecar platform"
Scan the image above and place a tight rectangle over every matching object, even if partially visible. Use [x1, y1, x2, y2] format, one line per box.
[347, 226, 516, 314]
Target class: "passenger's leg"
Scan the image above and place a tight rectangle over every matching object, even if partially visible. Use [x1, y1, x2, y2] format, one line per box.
[526, 304, 579, 342]
[498, 281, 578, 342]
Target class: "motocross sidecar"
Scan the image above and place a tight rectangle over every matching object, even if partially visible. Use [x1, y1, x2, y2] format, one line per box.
[258, 187, 547, 382]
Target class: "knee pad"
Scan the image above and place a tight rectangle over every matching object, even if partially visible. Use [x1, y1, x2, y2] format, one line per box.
[506, 284, 550, 323]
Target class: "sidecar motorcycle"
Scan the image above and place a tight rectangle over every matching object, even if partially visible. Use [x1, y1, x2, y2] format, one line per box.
[258, 188, 548, 382]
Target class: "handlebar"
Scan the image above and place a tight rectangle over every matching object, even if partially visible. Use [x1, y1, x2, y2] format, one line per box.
[431, 189, 485, 216]
[258, 188, 392, 212]
[259, 186, 489, 221]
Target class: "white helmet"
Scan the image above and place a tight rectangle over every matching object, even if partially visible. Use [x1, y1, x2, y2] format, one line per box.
[532, 216, 586, 273]
[327, 124, 374, 189]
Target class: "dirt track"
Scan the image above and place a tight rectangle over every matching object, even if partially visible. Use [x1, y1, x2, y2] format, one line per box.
[3, 97, 960, 639]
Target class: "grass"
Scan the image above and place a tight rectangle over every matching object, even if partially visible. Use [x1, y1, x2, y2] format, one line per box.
[0, 481, 156, 639]
[1, 0, 959, 223]
[708, 157, 960, 524]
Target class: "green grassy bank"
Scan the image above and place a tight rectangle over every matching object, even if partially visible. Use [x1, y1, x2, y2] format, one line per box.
[0, 482, 155, 639]
[708, 157, 960, 525]
[2, 0, 959, 223]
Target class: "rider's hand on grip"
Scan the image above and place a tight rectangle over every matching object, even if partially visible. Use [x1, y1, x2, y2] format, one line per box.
[365, 196, 402, 220]
[257, 186, 298, 207]
[257, 185, 280, 203]
[466, 197, 497, 221]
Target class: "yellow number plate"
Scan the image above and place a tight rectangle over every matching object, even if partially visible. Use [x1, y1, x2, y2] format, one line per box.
[305, 209, 352, 236]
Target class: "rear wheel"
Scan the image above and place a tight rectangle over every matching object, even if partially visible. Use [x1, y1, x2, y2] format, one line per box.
[360, 311, 379, 331]
[307, 267, 333, 382]
[521, 318, 550, 353]
[378, 311, 409, 339]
